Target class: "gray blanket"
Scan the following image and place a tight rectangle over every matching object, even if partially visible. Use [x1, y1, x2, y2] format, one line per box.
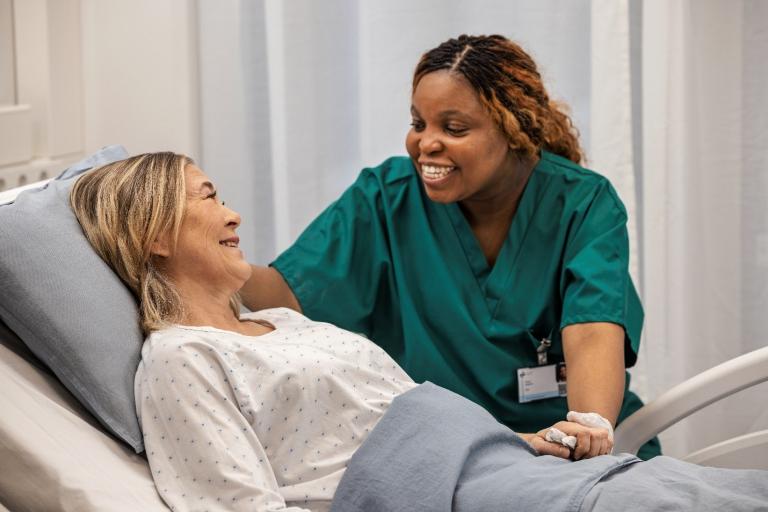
[330, 382, 768, 512]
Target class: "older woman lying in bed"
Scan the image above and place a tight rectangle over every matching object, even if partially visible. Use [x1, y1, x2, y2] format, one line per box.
[70, 153, 768, 512]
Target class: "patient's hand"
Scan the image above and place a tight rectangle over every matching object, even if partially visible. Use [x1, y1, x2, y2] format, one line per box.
[520, 432, 572, 459]
[522, 421, 613, 460]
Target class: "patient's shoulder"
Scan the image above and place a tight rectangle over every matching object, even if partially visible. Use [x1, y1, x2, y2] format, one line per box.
[245, 307, 309, 327]
[140, 325, 228, 366]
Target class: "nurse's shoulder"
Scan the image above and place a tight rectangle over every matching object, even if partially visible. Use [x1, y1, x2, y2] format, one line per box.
[353, 155, 418, 191]
[536, 150, 629, 218]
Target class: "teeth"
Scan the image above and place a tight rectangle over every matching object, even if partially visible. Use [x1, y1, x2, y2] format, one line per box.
[220, 241, 238, 248]
[422, 165, 454, 179]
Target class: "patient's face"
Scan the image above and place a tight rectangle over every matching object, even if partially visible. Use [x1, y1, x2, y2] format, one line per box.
[163, 165, 251, 291]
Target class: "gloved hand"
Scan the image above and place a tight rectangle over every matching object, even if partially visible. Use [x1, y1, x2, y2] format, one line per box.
[542, 411, 614, 460]
[566, 411, 614, 448]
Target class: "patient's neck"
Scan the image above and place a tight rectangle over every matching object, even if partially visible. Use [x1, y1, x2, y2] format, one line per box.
[173, 279, 272, 337]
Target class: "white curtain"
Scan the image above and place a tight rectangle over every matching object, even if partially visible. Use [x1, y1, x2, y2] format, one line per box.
[195, 0, 768, 458]
[634, 0, 768, 457]
[197, 0, 591, 261]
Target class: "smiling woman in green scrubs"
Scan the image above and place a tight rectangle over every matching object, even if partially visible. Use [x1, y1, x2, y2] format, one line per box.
[242, 34, 660, 460]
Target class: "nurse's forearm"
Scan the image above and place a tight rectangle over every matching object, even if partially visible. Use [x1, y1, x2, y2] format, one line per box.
[561, 322, 625, 426]
[240, 265, 302, 313]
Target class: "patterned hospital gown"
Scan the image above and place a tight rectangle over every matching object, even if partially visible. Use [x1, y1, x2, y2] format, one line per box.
[135, 307, 417, 512]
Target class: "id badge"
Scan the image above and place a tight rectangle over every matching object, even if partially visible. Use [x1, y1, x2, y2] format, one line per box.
[517, 362, 567, 403]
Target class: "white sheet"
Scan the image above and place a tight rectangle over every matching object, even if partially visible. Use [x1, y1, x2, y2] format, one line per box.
[0, 322, 168, 511]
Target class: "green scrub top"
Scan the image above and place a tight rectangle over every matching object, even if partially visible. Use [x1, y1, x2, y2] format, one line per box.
[273, 151, 661, 459]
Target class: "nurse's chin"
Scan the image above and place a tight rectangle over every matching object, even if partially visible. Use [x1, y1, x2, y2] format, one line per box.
[420, 176, 460, 199]
[422, 188, 462, 205]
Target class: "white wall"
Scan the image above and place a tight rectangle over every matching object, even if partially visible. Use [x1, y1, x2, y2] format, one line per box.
[0, 0, 82, 184]
[0, 0, 199, 189]
[80, 0, 199, 159]
[0, 0, 14, 106]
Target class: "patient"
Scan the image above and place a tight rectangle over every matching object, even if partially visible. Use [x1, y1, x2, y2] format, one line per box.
[70, 153, 768, 512]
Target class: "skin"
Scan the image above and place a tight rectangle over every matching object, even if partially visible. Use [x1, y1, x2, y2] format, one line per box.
[240, 71, 625, 459]
[152, 165, 273, 337]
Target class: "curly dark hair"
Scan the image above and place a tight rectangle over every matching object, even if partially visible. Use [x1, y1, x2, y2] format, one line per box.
[413, 34, 583, 164]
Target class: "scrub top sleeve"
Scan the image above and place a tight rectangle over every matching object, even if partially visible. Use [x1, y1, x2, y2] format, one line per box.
[559, 181, 643, 367]
[271, 170, 392, 337]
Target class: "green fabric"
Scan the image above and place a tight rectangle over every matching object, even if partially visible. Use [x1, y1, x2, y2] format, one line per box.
[273, 151, 660, 457]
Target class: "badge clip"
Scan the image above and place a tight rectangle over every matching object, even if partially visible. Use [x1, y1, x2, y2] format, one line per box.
[536, 337, 551, 366]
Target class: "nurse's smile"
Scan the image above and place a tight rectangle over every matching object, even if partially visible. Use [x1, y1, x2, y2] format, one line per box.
[419, 163, 457, 186]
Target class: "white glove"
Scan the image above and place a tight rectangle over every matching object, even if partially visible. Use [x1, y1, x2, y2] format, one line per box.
[566, 411, 614, 453]
[545, 427, 577, 449]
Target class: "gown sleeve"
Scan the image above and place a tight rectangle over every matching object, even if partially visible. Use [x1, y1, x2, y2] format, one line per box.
[137, 338, 311, 512]
[558, 180, 644, 367]
[271, 169, 394, 337]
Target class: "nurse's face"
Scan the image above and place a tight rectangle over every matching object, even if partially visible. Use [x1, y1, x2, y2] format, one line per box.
[405, 70, 518, 205]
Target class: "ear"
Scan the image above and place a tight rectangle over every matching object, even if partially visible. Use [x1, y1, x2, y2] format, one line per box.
[150, 235, 172, 258]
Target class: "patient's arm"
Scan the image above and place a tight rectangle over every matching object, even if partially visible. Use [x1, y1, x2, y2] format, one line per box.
[240, 265, 301, 313]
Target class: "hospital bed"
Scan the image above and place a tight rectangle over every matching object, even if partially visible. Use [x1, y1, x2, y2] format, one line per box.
[1, 180, 767, 511]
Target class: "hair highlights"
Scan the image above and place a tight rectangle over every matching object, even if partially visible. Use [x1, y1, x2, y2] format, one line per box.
[70, 152, 242, 335]
[413, 34, 583, 164]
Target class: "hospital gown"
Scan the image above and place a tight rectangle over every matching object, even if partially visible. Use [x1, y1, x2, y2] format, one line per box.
[135, 307, 417, 512]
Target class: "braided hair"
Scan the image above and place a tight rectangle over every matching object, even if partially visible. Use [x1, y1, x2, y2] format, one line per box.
[413, 35, 583, 164]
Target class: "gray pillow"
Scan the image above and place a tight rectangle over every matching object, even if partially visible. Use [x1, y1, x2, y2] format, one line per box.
[0, 145, 146, 453]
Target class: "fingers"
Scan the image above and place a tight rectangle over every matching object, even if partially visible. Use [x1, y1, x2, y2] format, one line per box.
[525, 422, 613, 461]
[529, 435, 571, 459]
[600, 434, 614, 456]
[550, 421, 612, 460]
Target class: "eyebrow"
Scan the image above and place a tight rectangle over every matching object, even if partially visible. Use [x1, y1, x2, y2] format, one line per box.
[410, 105, 472, 121]
[196, 181, 216, 195]
[439, 109, 470, 119]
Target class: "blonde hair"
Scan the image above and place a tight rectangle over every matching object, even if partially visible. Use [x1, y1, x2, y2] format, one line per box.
[70, 152, 239, 335]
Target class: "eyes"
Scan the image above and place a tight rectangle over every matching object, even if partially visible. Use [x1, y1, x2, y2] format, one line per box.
[410, 118, 468, 137]
[206, 190, 226, 206]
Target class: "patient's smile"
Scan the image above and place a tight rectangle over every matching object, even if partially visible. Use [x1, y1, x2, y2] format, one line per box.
[219, 237, 239, 248]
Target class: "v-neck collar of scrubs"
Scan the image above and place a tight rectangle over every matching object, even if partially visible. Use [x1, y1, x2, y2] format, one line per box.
[442, 156, 551, 318]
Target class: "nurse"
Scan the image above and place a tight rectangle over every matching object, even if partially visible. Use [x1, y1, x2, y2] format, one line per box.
[242, 34, 660, 459]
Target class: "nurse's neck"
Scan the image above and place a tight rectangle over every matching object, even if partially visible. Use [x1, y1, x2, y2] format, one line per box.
[459, 154, 538, 267]
[459, 154, 537, 226]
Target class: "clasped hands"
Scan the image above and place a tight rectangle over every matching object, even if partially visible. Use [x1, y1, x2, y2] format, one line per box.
[520, 411, 614, 460]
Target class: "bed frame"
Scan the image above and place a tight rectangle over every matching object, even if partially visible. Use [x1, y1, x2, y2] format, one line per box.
[614, 345, 768, 469]
[1, 181, 766, 511]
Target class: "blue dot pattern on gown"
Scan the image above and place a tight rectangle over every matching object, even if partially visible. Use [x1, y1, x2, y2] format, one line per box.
[135, 307, 417, 512]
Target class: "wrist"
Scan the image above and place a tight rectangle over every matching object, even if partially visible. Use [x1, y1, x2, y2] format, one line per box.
[566, 411, 615, 446]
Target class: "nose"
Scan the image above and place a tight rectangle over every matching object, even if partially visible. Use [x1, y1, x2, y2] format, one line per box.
[418, 129, 443, 155]
[225, 206, 241, 228]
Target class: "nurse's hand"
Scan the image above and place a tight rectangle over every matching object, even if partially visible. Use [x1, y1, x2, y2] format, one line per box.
[538, 421, 613, 460]
[521, 421, 613, 460]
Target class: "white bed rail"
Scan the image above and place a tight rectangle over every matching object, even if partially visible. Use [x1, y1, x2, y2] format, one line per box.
[614, 345, 768, 456]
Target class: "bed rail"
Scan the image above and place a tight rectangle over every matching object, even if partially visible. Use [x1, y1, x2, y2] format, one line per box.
[614, 345, 768, 456]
